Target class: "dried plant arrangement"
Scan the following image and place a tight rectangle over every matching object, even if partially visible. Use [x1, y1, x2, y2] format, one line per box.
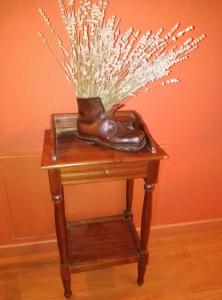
[38, 0, 205, 111]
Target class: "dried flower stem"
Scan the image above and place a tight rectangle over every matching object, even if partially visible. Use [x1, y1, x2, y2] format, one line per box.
[38, 0, 205, 110]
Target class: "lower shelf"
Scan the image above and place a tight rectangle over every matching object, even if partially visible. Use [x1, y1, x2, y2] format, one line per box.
[67, 215, 140, 273]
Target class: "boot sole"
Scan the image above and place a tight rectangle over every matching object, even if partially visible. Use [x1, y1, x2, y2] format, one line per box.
[76, 133, 147, 152]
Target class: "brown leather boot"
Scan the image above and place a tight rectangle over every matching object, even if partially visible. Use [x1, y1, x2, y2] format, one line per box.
[76, 97, 146, 151]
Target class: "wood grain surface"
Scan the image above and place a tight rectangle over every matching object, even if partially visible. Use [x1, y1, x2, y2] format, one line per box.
[0, 225, 221, 300]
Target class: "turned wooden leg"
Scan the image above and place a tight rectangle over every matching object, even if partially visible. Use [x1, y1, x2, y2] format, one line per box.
[137, 182, 155, 286]
[48, 170, 72, 299]
[124, 179, 134, 219]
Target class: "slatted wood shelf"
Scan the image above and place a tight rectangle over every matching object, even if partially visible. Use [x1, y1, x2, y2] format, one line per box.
[67, 215, 140, 273]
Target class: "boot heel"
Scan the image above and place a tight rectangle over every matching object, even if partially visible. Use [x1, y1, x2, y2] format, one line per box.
[76, 133, 95, 145]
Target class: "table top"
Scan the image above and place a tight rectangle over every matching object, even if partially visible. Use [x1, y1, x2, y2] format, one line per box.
[41, 129, 168, 170]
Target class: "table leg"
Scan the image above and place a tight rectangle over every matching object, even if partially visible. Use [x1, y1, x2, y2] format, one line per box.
[137, 182, 155, 286]
[125, 179, 134, 219]
[48, 170, 72, 299]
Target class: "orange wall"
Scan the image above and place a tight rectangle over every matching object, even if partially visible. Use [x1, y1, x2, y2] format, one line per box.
[1, 0, 222, 245]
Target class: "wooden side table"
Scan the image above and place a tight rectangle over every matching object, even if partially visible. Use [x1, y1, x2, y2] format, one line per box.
[41, 111, 167, 298]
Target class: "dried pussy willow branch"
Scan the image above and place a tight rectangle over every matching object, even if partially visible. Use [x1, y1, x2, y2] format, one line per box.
[38, 0, 205, 110]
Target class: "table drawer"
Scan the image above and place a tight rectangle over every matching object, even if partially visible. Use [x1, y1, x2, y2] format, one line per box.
[61, 161, 148, 184]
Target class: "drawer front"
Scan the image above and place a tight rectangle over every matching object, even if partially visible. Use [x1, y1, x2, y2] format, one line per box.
[60, 161, 149, 185]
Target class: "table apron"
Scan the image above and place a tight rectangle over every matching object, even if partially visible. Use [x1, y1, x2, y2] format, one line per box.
[60, 161, 159, 185]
